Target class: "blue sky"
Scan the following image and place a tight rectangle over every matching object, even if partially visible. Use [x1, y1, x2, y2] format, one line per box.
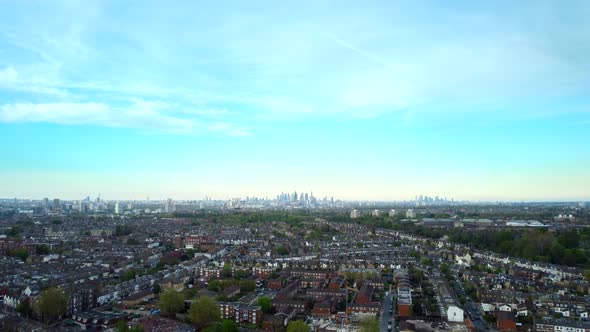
[1, 0, 589, 201]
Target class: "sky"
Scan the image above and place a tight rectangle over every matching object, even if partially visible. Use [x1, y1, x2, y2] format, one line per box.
[0, 0, 589, 201]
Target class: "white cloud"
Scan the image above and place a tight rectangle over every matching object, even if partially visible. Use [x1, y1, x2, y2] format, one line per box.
[0, 65, 68, 97]
[0, 100, 254, 136]
[208, 122, 251, 136]
[324, 33, 404, 72]
[0, 101, 200, 134]
[0, 102, 109, 124]
[0, 66, 18, 82]
[1, 0, 589, 126]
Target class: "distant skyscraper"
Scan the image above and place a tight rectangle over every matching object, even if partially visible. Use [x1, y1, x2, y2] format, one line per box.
[115, 202, 121, 214]
[164, 199, 175, 213]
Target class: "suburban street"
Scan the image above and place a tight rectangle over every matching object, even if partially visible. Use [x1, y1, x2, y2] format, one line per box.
[380, 289, 395, 332]
[453, 281, 491, 331]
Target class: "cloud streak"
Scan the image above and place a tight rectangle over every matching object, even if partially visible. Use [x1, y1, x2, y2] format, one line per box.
[0, 101, 253, 136]
[1, 0, 589, 130]
[324, 33, 404, 72]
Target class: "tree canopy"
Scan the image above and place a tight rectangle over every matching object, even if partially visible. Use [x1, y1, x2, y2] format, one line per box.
[258, 296, 272, 313]
[124, 269, 137, 281]
[153, 283, 162, 294]
[37, 287, 67, 323]
[391, 224, 590, 268]
[287, 320, 310, 332]
[9, 248, 30, 261]
[36, 244, 50, 255]
[158, 289, 184, 316]
[276, 246, 289, 256]
[359, 317, 379, 332]
[219, 320, 239, 332]
[115, 320, 144, 332]
[189, 296, 220, 329]
[115, 224, 133, 236]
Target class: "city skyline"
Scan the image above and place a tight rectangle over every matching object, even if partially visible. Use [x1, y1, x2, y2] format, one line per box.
[1, 1, 590, 201]
[0, 192, 583, 204]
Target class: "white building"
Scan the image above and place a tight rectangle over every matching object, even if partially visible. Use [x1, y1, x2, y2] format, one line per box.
[447, 305, 464, 322]
[406, 209, 416, 218]
[455, 253, 472, 266]
[371, 209, 380, 217]
[388, 209, 396, 217]
[115, 202, 121, 214]
[164, 198, 175, 213]
[350, 209, 361, 219]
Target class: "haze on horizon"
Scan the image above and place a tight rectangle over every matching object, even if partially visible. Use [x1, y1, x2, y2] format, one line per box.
[1, 1, 589, 202]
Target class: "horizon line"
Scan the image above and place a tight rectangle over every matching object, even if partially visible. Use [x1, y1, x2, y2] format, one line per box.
[1, 196, 588, 204]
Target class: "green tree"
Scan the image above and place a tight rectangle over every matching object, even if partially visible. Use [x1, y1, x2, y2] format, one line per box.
[558, 230, 580, 249]
[184, 249, 196, 260]
[287, 320, 310, 332]
[16, 298, 33, 318]
[8, 226, 21, 237]
[584, 269, 590, 282]
[158, 289, 184, 316]
[258, 296, 272, 313]
[220, 319, 238, 332]
[239, 280, 256, 292]
[359, 317, 379, 332]
[116, 320, 144, 332]
[412, 302, 423, 316]
[130, 325, 143, 332]
[276, 246, 289, 256]
[115, 320, 128, 332]
[36, 244, 50, 255]
[182, 287, 197, 300]
[124, 269, 137, 281]
[153, 283, 162, 294]
[222, 264, 233, 278]
[115, 224, 133, 236]
[127, 238, 141, 245]
[235, 270, 249, 279]
[37, 287, 67, 323]
[9, 248, 30, 261]
[189, 296, 220, 329]
[208, 280, 221, 292]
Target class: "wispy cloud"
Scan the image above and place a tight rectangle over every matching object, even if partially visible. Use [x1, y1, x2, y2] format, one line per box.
[0, 66, 18, 82]
[1, 0, 590, 128]
[0, 66, 68, 97]
[209, 122, 251, 136]
[0, 99, 254, 136]
[324, 33, 404, 72]
[0, 101, 197, 133]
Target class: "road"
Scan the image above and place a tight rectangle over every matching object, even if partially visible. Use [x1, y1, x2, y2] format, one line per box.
[380, 291, 395, 332]
[452, 281, 490, 331]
